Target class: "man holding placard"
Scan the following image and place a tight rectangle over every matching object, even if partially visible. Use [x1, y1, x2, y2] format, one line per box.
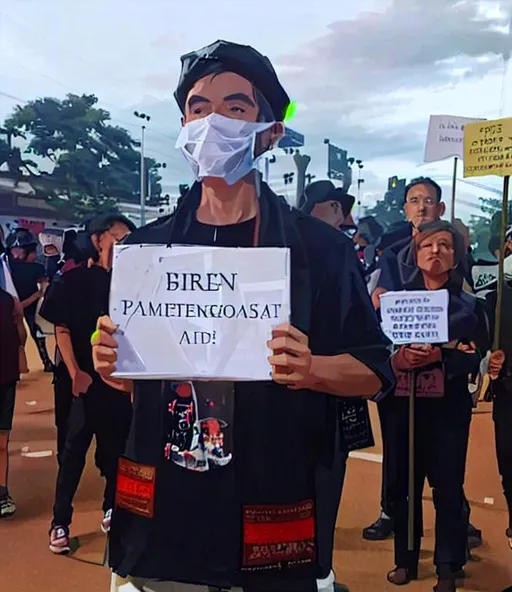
[92, 40, 393, 592]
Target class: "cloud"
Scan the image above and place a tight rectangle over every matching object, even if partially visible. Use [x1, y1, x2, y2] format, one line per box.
[271, 0, 510, 160]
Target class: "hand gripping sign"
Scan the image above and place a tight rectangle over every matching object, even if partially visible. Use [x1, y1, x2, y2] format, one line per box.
[109, 244, 291, 381]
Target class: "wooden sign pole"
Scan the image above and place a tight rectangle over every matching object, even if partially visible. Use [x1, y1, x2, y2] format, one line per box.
[407, 368, 417, 551]
[450, 156, 458, 223]
[493, 175, 510, 350]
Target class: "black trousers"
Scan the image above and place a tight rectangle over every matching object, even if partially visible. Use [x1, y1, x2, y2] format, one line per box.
[24, 304, 51, 366]
[493, 382, 512, 530]
[380, 398, 473, 534]
[378, 398, 398, 519]
[315, 424, 348, 580]
[390, 395, 472, 578]
[53, 363, 73, 465]
[52, 380, 132, 527]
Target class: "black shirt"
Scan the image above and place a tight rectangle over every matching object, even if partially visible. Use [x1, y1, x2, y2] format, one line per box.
[9, 260, 45, 303]
[0, 289, 20, 386]
[109, 183, 393, 589]
[39, 265, 110, 377]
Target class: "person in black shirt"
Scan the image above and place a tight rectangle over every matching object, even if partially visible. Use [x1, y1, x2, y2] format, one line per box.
[0, 287, 27, 518]
[6, 228, 53, 371]
[91, 40, 394, 592]
[40, 213, 135, 554]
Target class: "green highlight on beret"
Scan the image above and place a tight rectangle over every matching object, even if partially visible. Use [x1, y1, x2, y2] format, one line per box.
[284, 101, 297, 122]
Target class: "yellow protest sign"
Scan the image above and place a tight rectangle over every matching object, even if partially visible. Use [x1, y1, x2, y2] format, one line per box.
[463, 117, 512, 178]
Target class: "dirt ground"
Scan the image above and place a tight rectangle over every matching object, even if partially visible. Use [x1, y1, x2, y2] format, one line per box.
[2, 339, 511, 592]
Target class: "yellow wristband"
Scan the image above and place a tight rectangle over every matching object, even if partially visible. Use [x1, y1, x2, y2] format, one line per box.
[90, 329, 100, 345]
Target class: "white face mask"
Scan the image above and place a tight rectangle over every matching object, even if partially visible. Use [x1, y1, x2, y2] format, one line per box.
[175, 113, 275, 186]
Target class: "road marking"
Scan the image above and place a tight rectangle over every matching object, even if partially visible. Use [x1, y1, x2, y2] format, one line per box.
[483, 497, 494, 505]
[349, 451, 383, 463]
[25, 401, 37, 406]
[21, 450, 53, 458]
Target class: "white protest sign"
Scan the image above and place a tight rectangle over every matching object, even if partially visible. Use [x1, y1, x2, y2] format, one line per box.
[379, 289, 449, 345]
[424, 115, 485, 163]
[472, 263, 498, 293]
[109, 245, 290, 381]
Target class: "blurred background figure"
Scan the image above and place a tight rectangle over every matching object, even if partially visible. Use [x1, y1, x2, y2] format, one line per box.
[5, 228, 52, 372]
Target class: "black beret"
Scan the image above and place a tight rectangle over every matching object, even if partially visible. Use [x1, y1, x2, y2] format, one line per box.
[174, 40, 290, 122]
[301, 180, 355, 217]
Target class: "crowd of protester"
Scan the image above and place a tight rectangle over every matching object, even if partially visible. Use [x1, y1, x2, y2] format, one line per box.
[0, 174, 511, 592]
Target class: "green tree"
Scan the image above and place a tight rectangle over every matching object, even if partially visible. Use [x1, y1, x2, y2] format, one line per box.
[4, 93, 162, 221]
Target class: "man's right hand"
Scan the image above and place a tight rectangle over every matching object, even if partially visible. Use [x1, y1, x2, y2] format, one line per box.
[71, 369, 92, 397]
[92, 316, 132, 393]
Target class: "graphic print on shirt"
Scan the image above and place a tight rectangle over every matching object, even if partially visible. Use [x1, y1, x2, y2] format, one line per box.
[164, 381, 234, 472]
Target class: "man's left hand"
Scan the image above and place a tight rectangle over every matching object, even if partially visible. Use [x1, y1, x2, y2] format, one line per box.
[267, 323, 312, 389]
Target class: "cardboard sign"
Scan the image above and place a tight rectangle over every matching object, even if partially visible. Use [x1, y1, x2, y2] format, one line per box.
[109, 245, 290, 381]
[424, 114, 484, 163]
[464, 117, 512, 178]
[379, 290, 449, 345]
[472, 263, 498, 293]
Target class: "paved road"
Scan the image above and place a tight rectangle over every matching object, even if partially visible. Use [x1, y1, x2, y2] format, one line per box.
[3, 341, 512, 592]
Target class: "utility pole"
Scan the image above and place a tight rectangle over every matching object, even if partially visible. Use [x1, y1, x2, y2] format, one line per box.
[293, 151, 311, 209]
[134, 111, 151, 226]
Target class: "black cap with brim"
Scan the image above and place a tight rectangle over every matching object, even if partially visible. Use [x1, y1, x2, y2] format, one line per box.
[301, 180, 355, 217]
[175, 40, 290, 122]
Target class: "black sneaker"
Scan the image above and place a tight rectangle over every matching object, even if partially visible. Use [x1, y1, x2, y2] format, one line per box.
[362, 514, 394, 541]
[0, 495, 16, 518]
[334, 583, 350, 592]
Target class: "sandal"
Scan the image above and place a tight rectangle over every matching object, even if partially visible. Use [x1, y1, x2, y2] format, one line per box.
[387, 567, 418, 586]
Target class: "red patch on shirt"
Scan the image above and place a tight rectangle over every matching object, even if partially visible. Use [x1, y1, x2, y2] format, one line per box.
[115, 457, 156, 519]
[241, 500, 316, 571]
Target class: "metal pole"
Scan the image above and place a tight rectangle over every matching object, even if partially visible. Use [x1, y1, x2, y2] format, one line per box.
[493, 175, 510, 350]
[450, 157, 458, 223]
[407, 368, 417, 551]
[140, 125, 146, 227]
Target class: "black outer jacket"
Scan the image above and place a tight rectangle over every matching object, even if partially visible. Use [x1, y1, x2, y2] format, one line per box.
[109, 182, 394, 589]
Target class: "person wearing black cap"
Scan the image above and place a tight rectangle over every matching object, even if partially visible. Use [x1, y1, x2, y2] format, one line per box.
[301, 180, 374, 592]
[91, 40, 394, 592]
[39, 213, 135, 554]
[301, 181, 356, 232]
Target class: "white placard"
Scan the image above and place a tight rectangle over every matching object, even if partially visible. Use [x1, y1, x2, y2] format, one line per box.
[379, 289, 449, 345]
[472, 263, 498, 293]
[109, 244, 290, 381]
[424, 115, 485, 163]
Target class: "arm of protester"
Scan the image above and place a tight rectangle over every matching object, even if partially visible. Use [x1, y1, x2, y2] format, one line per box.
[13, 297, 27, 346]
[20, 289, 42, 309]
[489, 350, 506, 380]
[392, 344, 441, 372]
[55, 325, 92, 396]
[92, 315, 133, 394]
[269, 243, 394, 400]
[441, 341, 481, 380]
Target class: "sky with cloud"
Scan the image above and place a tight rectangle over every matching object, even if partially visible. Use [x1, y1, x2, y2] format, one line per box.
[1, 0, 511, 221]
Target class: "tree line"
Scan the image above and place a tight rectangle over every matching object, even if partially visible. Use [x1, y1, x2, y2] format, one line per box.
[0, 93, 164, 221]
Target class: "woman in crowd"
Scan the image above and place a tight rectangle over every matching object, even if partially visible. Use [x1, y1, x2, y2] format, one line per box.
[385, 220, 487, 592]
